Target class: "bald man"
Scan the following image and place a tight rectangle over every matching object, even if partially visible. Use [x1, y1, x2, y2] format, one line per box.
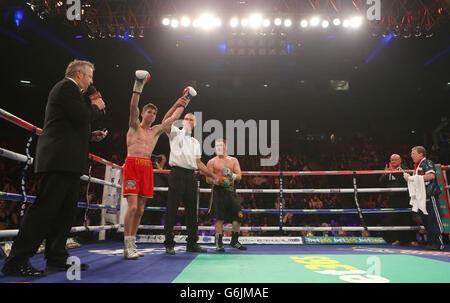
[379, 154, 417, 246]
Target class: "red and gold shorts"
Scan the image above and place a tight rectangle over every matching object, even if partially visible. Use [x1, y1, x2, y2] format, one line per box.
[122, 157, 153, 198]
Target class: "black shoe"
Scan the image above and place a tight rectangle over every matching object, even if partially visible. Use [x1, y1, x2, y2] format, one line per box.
[165, 246, 176, 255]
[215, 234, 225, 252]
[2, 262, 46, 277]
[230, 241, 247, 251]
[425, 243, 444, 251]
[46, 262, 89, 272]
[186, 244, 207, 253]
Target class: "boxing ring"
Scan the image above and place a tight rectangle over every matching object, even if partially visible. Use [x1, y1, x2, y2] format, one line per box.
[1, 107, 450, 283]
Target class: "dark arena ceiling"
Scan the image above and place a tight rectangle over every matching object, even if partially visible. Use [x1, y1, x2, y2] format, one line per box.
[1, 0, 449, 146]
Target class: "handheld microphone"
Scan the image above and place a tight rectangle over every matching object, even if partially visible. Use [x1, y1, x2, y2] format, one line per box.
[86, 85, 106, 115]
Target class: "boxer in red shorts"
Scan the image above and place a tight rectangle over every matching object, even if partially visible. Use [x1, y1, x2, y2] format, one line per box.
[123, 157, 154, 198]
[123, 70, 188, 259]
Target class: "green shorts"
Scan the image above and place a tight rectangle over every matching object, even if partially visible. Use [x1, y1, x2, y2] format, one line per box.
[208, 185, 242, 223]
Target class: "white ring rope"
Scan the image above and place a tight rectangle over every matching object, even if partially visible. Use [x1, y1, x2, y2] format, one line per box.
[135, 225, 425, 232]
[0, 224, 120, 238]
[0, 147, 120, 189]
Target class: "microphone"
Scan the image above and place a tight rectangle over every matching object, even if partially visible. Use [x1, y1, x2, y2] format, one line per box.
[86, 85, 106, 115]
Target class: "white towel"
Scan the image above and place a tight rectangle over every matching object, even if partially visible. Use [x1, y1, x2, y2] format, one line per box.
[407, 175, 427, 215]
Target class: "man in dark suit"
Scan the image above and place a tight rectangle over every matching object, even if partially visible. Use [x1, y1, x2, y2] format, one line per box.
[379, 154, 417, 246]
[2, 59, 106, 277]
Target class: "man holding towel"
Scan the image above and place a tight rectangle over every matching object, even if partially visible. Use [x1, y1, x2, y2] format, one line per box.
[404, 146, 444, 251]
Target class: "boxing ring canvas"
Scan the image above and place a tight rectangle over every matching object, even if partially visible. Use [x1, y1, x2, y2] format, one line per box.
[1, 242, 450, 283]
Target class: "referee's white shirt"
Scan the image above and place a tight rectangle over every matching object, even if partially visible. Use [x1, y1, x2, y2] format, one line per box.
[168, 125, 201, 170]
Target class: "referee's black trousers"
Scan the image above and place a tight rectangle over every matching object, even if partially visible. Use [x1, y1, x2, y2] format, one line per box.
[5, 172, 81, 266]
[164, 166, 198, 248]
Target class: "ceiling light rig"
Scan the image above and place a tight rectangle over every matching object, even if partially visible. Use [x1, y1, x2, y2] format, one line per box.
[24, 0, 448, 40]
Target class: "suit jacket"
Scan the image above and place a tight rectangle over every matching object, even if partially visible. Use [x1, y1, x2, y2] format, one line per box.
[378, 164, 409, 207]
[34, 78, 96, 174]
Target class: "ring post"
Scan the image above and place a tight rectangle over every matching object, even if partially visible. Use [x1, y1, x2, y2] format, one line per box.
[279, 171, 284, 234]
[196, 173, 200, 222]
[19, 126, 37, 226]
[353, 172, 368, 232]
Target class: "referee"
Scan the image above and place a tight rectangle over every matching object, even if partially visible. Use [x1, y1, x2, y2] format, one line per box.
[161, 111, 213, 255]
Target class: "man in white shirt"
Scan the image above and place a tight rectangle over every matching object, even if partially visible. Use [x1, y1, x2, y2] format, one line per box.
[161, 111, 213, 254]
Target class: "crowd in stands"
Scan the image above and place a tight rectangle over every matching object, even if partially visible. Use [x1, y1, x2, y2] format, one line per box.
[0, 134, 444, 243]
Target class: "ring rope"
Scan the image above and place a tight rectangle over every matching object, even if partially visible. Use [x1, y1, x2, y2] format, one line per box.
[0, 191, 417, 214]
[0, 147, 120, 188]
[0, 224, 120, 238]
[0, 224, 424, 239]
[133, 225, 425, 232]
[0, 108, 121, 169]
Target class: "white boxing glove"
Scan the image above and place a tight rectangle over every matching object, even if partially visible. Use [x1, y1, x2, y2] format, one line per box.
[182, 86, 197, 106]
[133, 70, 150, 95]
[403, 173, 410, 181]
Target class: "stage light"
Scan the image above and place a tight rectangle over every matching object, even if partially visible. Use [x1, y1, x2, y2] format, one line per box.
[14, 10, 23, 27]
[342, 19, 350, 28]
[171, 19, 179, 28]
[250, 14, 262, 28]
[393, 25, 400, 37]
[425, 26, 434, 38]
[274, 18, 282, 26]
[118, 28, 125, 38]
[300, 19, 308, 28]
[310, 17, 320, 27]
[414, 25, 422, 37]
[263, 18, 271, 27]
[162, 18, 170, 26]
[108, 26, 116, 38]
[371, 27, 380, 38]
[199, 13, 217, 30]
[403, 26, 411, 38]
[192, 19, 200, 28]
[213, 18, 222, 27]
[181, 16, 191, 27]
[321, 20, 329, 28]
[284, 19, 292, 27]
[333, 18, 341, 26]
[241, 18, 249, 27]
[350, 16, 363, 28]
[230, 17, 239, 28]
